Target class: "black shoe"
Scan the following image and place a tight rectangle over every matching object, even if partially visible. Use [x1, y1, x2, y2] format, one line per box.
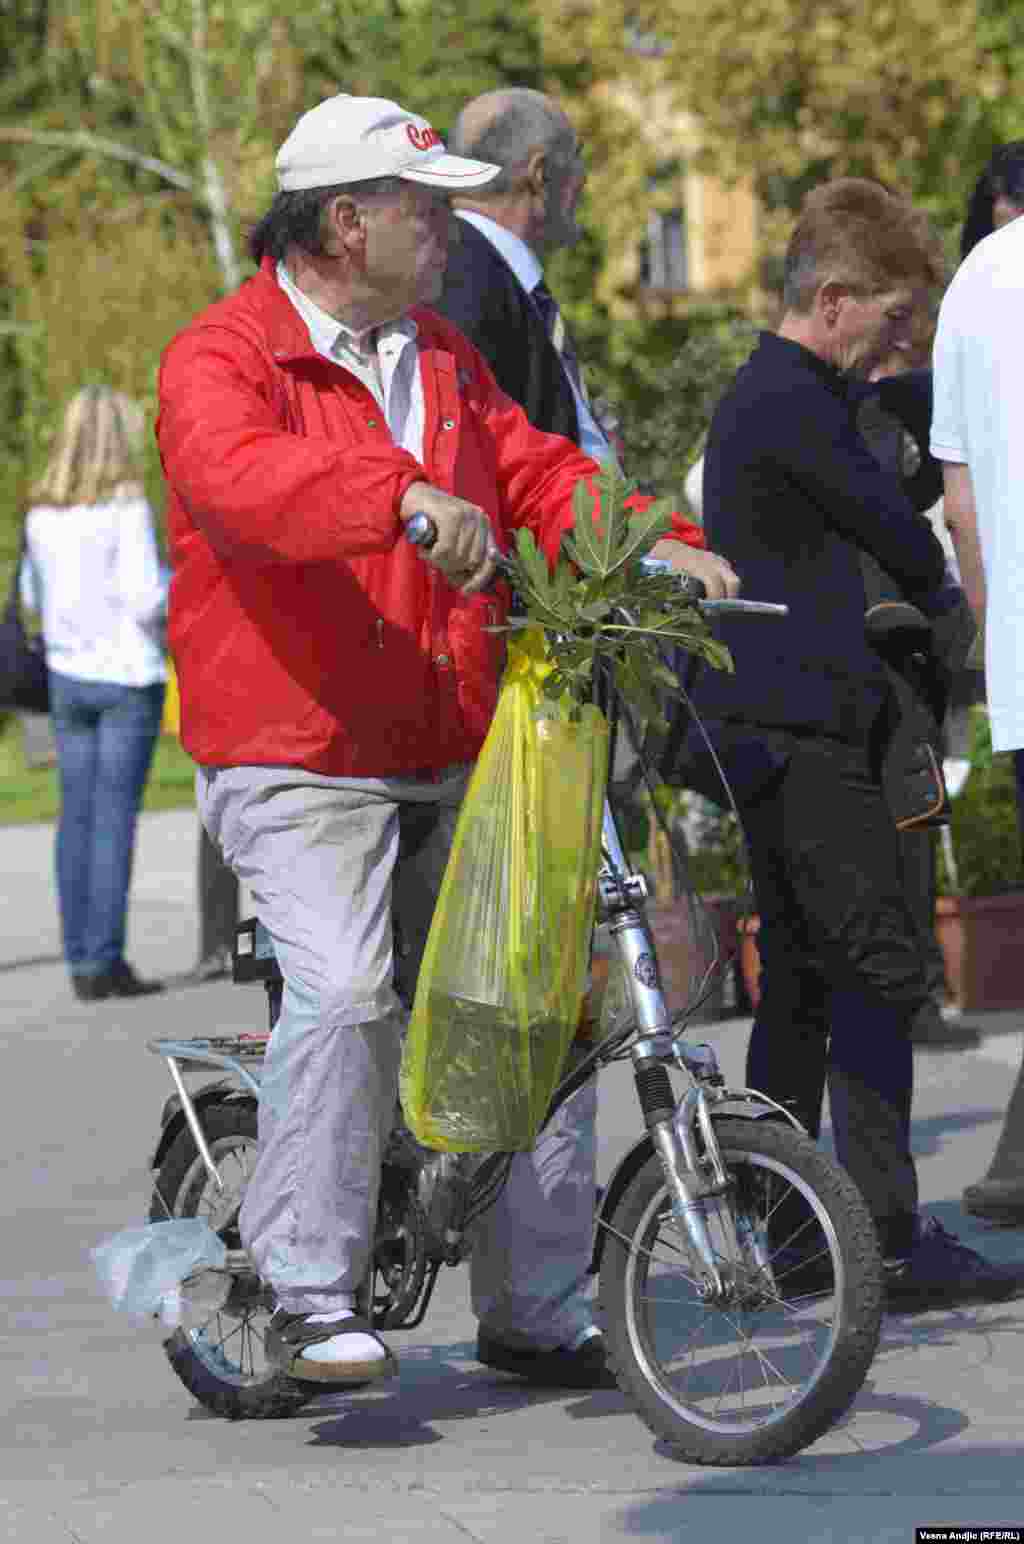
[71, 972, 112, 1002]
[476, 1329, 618, 1390]
[107, 961, 165, 997]
[963, 1176, 1024, 1226]
[184, 949, 233, 985]
[910, 1006, 982, 1051]
[884, 1215, 1024, 1312]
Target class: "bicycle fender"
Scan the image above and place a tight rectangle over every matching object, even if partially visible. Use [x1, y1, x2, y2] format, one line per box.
[590, 1136, 654, 1276]
[589, 1099, 805, 1275]
[150, 1085, 255, 1173]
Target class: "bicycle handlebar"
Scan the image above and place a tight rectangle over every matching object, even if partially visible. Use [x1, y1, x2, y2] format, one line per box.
[404, 511, 517, 583]
[403, 512, 787, 618]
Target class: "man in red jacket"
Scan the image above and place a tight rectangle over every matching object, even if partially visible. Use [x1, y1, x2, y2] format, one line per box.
[157, 93, 737, 1389]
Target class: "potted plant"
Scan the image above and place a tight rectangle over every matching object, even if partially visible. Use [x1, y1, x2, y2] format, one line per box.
[936, 706, 1024, 1011]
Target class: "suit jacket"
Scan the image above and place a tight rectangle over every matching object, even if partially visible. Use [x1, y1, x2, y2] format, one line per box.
[436, 217, 581, 445]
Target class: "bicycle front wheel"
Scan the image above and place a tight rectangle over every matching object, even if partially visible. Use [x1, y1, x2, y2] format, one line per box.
[598, 1117, 883, 1465]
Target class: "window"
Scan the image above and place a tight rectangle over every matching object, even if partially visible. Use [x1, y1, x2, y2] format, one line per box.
[640, 207, 688, 292]
[639, 161, 688, 293]
[624, 20, 667, 57]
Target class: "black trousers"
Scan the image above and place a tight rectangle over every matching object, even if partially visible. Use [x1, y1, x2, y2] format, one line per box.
[740, 734, 927, 1258]
[899, 826, 948, 1008]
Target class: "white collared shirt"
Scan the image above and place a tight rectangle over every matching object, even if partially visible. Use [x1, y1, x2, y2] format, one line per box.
[276, 262, 426, 463]
[455, 210, 616, 466]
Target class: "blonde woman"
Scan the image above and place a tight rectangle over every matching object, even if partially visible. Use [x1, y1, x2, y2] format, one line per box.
[21, 386, 168, 1000]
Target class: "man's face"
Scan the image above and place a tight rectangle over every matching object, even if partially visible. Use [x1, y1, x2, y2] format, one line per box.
[829, 286, 922, 380]
[992, 194, 1024, 230]
[539, 135, 586, 253]
[359, 182, 452, 314]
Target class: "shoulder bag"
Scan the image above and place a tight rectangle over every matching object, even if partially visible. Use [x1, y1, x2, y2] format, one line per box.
[0, 528, 50, 713]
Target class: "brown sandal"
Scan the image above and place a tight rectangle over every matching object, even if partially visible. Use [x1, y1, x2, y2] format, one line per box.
[266, 1311, 397, 1384]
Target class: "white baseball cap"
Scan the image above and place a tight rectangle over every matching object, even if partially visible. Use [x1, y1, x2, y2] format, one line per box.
[276, 95, 500, 193]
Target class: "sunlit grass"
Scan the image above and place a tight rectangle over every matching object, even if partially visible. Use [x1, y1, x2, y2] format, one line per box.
[0, 714, 196, 826]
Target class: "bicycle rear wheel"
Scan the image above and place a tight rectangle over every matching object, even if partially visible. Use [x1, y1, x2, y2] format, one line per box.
[598, 1117, 883, 1464]
[151, 1101, 313, 1419]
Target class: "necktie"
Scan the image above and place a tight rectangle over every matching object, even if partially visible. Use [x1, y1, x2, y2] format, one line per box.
[532, 279, 590, 405]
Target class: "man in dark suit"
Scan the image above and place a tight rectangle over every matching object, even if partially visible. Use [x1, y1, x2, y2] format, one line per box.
[433, 88, 737, 1388]
[440, 89, 586, 442]
[439, 89, 730, 582]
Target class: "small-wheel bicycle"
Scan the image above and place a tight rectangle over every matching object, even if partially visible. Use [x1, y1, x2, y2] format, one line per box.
[145, 564, 884, 1465]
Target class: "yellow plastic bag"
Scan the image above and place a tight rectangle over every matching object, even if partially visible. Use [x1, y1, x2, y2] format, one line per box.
[400, 627, 609, 1153]
[161, 657, 180, 736]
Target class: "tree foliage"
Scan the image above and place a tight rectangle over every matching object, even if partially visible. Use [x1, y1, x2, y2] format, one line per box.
[584, 0, 1022, 236]
[0, 0, 549, 556]
[2, 0, 1021, 568]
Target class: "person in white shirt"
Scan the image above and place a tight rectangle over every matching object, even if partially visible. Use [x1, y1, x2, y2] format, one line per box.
[22, 386, 168, 1001]
[932, 216, 1024, 751]
[932, 199, 1024, 1225]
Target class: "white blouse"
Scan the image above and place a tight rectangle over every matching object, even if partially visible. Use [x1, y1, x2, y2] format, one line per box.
[21, 494, 169, 688]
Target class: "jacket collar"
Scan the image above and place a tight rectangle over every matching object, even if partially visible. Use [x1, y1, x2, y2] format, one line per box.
[252, 256, 450, 368]
[755, 329, 849, 398]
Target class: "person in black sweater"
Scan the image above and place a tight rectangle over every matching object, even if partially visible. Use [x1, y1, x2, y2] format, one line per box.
[690, 179, 1021, 1311]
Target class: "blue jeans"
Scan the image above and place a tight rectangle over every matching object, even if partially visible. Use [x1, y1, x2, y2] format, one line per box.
[48, 671, 165, 976]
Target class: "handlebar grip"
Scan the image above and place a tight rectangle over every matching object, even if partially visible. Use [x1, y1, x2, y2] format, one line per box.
[676, 574, 708, 606]
[404, 512, 437, 549]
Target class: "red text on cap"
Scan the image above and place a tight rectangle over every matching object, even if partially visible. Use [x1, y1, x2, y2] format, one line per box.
[406, 124, 441, 152]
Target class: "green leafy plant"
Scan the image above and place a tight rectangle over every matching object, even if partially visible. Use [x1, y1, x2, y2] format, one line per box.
[939, 706, 1024, 898]
[502, 465, 733, 725]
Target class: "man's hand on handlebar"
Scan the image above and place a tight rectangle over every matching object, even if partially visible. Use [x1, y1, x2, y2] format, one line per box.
[399, 483, 499, 595]
[648, 538, 741, 601]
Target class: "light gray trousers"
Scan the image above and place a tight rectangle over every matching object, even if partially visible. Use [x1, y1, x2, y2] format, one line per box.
[197, 763, 598, 1349]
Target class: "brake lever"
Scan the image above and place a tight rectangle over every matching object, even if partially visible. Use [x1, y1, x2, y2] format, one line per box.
[635, 555, 787, 617]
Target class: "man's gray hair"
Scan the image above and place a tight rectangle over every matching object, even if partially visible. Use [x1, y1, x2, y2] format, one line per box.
[450, 89, 572, 196]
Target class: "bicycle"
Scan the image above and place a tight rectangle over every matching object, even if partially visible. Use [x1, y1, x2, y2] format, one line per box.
[145, 538, 884, 1464]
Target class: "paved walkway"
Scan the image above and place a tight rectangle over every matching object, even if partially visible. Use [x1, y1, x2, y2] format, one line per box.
[3, 810, 1024, 1542]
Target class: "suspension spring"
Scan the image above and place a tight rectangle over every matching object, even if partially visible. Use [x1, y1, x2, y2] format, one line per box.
[635, 1061, 676, 1129]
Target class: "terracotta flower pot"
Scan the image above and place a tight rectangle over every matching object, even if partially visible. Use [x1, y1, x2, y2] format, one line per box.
[935, 892, 1024, 1012]
[736, 893, 1024, 1016]
[737, 914, 762, 1012]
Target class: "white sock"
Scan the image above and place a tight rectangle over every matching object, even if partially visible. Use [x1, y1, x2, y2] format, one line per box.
[297, 1307, 389, 1367]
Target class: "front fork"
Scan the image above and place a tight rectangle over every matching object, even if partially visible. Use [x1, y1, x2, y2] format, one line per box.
[600, 804, 734, 1301]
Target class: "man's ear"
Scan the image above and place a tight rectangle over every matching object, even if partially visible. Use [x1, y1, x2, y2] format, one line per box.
[818, 280, 849, 327]
[324, 195, 362, 258]
[525, 148, 547, 199]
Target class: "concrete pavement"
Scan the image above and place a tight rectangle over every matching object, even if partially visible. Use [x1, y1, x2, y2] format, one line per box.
[3, 808, 1024, 1542]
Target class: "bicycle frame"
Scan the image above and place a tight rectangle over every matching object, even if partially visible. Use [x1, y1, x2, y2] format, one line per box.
[146, 787, 801, 1307]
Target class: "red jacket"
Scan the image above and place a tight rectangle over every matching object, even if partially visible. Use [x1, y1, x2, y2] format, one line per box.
[157, 260, 704, 777]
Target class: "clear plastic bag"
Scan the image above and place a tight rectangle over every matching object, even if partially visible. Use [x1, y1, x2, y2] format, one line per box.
[90, 1219, 228, 1328]
[400, 627, 609, 1152]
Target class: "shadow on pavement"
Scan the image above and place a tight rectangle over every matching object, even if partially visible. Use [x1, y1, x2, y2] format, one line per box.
[615, 1443, 1024, 1534]
[910, 1105, 1008, 1159]
[302, 1338, 630, 1449]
